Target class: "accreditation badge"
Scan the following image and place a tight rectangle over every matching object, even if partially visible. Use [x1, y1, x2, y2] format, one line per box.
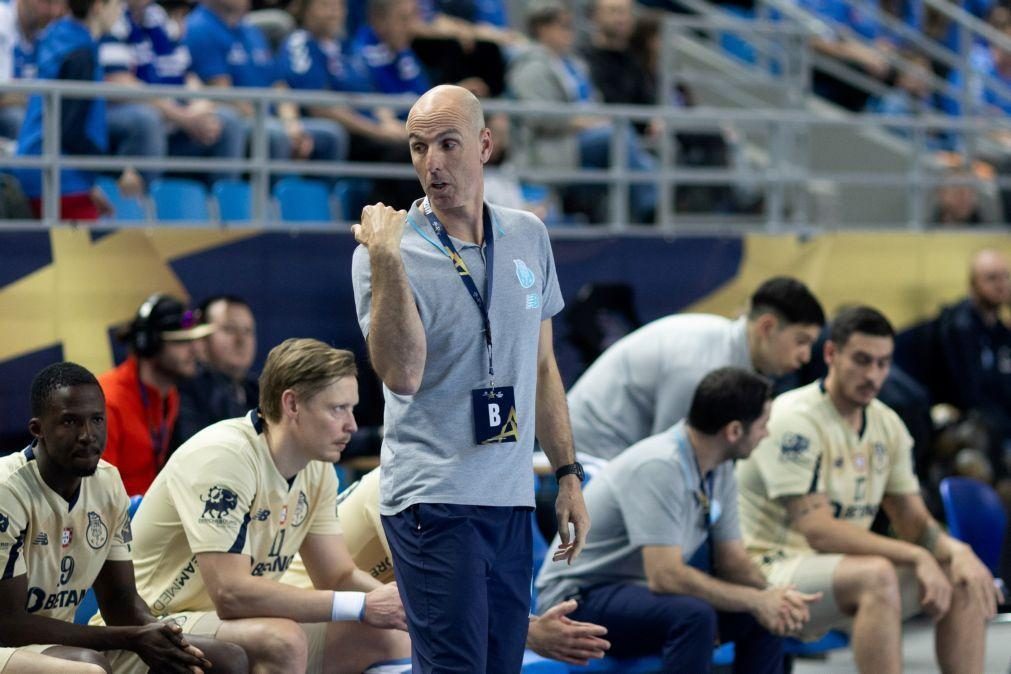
[471, 386, 519, 444]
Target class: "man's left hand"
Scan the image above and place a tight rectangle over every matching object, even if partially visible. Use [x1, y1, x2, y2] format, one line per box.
[553, 477, 590, 564]
[950, 544, 1003, 620]
[526, 599, 609, 665]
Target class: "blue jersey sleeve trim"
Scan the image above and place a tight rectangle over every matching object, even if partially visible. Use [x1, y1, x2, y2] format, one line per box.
[226, 512, 252, 554]
[2, 528, 26, 580]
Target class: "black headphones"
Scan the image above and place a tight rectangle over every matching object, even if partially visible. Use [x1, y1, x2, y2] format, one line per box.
[130, 293, 168, 358]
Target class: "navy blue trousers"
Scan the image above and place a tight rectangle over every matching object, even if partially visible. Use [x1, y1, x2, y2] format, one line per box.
[382, 504, 532, 674]
[570, 583, 784, 674]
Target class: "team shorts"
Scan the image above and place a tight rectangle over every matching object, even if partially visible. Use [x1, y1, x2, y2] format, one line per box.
[767, 553, 921, 640]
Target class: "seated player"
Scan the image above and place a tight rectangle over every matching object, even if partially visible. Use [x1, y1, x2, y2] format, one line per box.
[283, 467, 612, 666]
[0, 362, 246, 674]
[125, 338, 411, 673]
[536, 367, 820, 673]
[736, 306, 1002, 674]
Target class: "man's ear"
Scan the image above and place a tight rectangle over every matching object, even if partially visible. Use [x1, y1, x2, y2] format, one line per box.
[281, 389, 299, 420]
[723, 420, 743, 444]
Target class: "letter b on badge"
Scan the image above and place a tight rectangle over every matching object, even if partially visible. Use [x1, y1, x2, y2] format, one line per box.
[471, 386, 518, 444]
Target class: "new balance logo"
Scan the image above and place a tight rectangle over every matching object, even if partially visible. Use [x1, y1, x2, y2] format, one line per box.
[33, 533, 49, 546]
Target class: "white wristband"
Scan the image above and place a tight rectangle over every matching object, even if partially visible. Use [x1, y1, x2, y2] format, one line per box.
[331, 591, 367, 622]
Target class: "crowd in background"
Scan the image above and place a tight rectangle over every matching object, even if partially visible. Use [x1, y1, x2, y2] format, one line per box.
[3, 0, 1010, 224]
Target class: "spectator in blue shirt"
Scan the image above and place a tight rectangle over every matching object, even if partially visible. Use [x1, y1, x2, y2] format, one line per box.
[14, 0, 126, 219]
[351, 0, 430, 96]
[280, 0, 418, 207]
[185, 0, 349, 169]
[98, 0, 247, 184]
[0, 0, 67, 140]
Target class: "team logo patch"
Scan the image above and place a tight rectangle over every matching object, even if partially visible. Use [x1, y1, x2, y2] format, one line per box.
[853, 452, 868, 473]
[86, 512, 109, 549]
[872, 442, 889, 473]
[61, 528, 73, 548]
[32, 532, 48, 546]
[120, 523, 133, 545]
[201, 485, 239, 520]
[514, 259, 536, 289]
[0, 513, 7, 533]
[292, 492, 309, 527]
[780, 433, 810, 461]
[253, 509, 271, 522]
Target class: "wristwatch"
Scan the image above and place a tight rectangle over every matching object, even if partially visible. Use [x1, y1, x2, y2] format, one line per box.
[555, 462, 585, 484]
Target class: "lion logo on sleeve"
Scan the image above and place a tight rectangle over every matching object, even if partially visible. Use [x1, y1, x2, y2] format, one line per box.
[200, 486, 240, 520]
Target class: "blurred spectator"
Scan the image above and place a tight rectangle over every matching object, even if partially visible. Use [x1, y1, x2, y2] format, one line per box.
[0, 0, 68, 141]
[184, 0, 349, 169]
[797, 0, 899, 110]
[483, 111, 552, 219]
[351, 0, 431, 96]
[98, 0, 247, 185]
[506, 0, 657, 223]
[629, 14, 741, 213]
[582, 0, 650, 110]
[898, 250, 1011, 501]
[172, 294, 258, 448]
[933, 167, 984, 226]
[99, 293, 213, 495]
[280, 0, 418, 207]
[12, 0, 126, 219]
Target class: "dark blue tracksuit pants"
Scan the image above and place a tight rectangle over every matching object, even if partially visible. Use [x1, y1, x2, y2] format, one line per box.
[569, 583, 784, 674]
[382, 504, 532, 674]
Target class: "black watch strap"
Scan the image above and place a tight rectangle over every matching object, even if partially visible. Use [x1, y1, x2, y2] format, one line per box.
[555, 462, 584, 484]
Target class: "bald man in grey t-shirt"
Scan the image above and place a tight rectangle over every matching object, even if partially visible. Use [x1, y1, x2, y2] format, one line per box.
[567, 277, 825, 461]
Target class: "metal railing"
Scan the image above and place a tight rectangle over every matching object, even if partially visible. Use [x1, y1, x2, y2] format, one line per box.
[3, 57, 1011, 232]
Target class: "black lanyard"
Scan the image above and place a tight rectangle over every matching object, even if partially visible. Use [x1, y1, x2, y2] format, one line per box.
[421, 197, 497, 386]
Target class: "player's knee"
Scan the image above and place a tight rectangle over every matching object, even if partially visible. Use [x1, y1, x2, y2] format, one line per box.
[204, 640, 249, 674]
[244, 619, 308, 669]
[858, 557, 901, 609]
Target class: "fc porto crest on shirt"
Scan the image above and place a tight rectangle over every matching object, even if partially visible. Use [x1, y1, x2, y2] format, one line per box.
[292, 492, 309, 527]
[513, 259, 535, 288]
[86, 511, 109, 549]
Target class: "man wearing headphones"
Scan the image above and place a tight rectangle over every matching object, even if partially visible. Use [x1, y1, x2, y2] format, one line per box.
[98, 294, 214, 495]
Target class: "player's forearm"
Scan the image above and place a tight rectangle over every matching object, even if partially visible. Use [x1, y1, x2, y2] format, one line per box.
[647, 564, 761, 613]
[0, 616, 137, 651]
[803, 518, 923, 565]
[716, 558, 768, 590]
[367, 249, 427, 395]
[535, 359, 575, 469]
[210, 577, 335, 622]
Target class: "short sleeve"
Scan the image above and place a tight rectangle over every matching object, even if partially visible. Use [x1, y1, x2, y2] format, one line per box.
[107, 473, 133, 561]
[351, 244, 373, 339]
[613, 459, 685, 549]
[750, 412, 825, 500]
[307, 464, 342, 536]
[884, 413, 920, 495]
[183, 18, 230, 82]
[0, 489, 28, 580]
[711, 466, 741, 543]
[167, 455, 257, 556]
[538, 226, 563, 320]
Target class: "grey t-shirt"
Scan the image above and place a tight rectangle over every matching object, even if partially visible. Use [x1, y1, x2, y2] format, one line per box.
[567, 314, 751, 460]
[351, 201, 564, 515]
[535, 421, 741, 611]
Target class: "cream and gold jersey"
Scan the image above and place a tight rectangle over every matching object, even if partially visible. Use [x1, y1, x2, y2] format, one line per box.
[131, 412, 342, 616]
[283, 468, 392, 589]
[0, 447, 131, 623]
[736, 381, 920, 573]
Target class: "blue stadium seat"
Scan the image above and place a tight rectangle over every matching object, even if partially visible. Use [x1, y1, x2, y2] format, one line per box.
[95, 175, 148, 222]
[940, 476, 1007, 574]
[212, 179, 252, 223]
[784, 629, 850, 657]
[273, 177, 331, 224]
[150, 178, 211, 223]
[74, 495, 144, 625]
